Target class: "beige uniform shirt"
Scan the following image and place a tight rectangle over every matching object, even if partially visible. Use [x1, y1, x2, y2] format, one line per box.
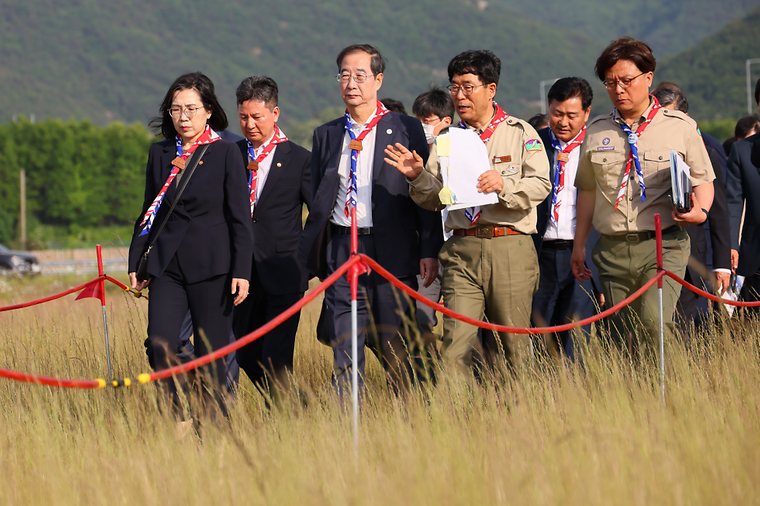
[575, 99, 714, 235]
[408, 116, 551, 234]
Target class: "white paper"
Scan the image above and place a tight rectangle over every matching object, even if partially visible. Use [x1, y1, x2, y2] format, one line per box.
[441, 128, 498, 210]
[669, 150, 692, 211]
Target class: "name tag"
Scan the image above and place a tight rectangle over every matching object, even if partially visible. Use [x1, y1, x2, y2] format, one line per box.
[493, 155, 512, 164]
[596, 146, 615, 151]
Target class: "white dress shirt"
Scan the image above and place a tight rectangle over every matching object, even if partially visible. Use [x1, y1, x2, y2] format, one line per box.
[331, 112, 377, 228]
[250, 132, 278, 209]
[544, 135, 581, 241]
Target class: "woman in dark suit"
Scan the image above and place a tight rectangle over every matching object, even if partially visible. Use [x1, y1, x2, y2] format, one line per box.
[128, 72, 253, 419]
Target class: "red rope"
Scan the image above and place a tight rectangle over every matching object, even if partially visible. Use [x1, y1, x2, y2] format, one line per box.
[0, 277, 103, 312]
[665, 270, 760, 307]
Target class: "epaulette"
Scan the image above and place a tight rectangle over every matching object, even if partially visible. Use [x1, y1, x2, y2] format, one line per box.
[661, 107, 699, 128]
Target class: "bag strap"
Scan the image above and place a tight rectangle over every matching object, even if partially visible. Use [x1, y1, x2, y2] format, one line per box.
[143, 143, 209, 252]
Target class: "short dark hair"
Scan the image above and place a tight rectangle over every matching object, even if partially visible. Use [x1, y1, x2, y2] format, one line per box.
[149, 72, 228, 139]
[595, 37, 656, 82]
[547, 77, 594, 111]
[447, 50, 501, 87]
[723, 137, 738, 157]
[236, 76, 278, 109]
[755, 77, 760, 106]
[412, 86, 455, 121]
[651, 82, 689, 114]
[734, 115, 760, 138]
[527, 113, 549, 131]
[336, 44, 385, 76]
[380, 98, 407, 115]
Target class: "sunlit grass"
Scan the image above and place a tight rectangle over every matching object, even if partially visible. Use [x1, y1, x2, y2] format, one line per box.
[0, 274, 758, 505]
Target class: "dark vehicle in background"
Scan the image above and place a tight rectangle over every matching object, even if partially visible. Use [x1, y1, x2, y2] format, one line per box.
[0, 243, 40, 275]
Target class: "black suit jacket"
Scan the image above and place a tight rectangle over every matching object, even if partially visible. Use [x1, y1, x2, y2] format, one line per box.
[727, 132, 760, 276]
[299, 112, 443, 279]
[237, 139, 312, 294]
[691, 144, 731, 272]
[128, 139, 253, 283]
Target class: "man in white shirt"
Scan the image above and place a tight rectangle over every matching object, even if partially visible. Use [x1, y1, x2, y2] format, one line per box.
[532, 77, 599, 359]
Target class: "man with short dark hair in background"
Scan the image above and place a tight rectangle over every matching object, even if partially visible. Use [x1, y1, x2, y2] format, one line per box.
[726, 78, 760, 311]
[651, 82, 731, 334]
[532, 77, 600, 360]
[231, 75, 312, 404]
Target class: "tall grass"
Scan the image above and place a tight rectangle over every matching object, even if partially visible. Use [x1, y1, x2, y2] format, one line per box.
[0, 275, 758, 505]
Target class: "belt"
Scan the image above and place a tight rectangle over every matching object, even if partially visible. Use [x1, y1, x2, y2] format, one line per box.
[604, 225, 680, 243]
[542, 239, 573, 250]
[331, 224, 373, 236]
[452, 225, 523, 239]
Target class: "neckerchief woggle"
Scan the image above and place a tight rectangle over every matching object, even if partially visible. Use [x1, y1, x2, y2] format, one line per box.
[458, 102, 510, 225]
[247, 125, 288, 216]
[343, 100, 389, 217]
[138, 125, 221, 236]
[612, 95, 661, 210]
[548, 125, 586, 225]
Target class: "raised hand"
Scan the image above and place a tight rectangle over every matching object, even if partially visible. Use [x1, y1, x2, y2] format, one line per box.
[384, 143, 424, 180]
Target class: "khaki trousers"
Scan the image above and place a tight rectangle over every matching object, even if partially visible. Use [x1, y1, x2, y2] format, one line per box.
[439, 234, 540, 374]
[592, 228, 690, 358]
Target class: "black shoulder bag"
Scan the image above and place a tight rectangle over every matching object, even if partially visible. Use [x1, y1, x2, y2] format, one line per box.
[136, 144, 209, 281]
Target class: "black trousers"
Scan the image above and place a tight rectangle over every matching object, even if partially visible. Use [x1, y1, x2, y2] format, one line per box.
[232, 258, 303, 397]
[324, 233, 416, 396]
[146, 256, 233, 416]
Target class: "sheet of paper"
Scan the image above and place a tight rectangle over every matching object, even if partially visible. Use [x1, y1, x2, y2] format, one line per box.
[443, 128, 498, 210]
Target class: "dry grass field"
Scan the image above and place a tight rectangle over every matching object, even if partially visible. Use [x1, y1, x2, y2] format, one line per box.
[0, 273, 758, 505]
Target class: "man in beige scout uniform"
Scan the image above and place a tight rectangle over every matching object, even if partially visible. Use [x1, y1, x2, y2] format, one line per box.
[384, 50, 551, 374]
[570, 37, 714, 358]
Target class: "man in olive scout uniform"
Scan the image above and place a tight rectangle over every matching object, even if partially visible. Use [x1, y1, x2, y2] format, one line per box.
[385, 50, 551, 374]
[570, 37, 714, 358]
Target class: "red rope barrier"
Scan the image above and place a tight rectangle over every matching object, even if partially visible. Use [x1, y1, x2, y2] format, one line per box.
[665, 271, 760, 307]
[0, 277, 103, 312]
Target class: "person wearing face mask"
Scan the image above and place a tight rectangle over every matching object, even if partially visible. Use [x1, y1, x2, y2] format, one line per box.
[532, 77, 602, 360]
[128, 72, 253, 422]
[571, 37, 714, 361]
[385, 50, 551, 376]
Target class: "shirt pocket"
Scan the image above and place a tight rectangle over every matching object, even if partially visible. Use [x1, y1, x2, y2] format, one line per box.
[495, 156, 520, 193]
[641, 150, 671, 188]
[589, 151, 626, 203]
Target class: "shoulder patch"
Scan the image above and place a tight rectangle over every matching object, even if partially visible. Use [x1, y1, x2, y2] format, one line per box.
[525, 139, 543, 152]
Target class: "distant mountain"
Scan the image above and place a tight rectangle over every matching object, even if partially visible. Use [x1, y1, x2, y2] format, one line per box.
[657, 6, 760, 122]
[494, 0, 760, 57]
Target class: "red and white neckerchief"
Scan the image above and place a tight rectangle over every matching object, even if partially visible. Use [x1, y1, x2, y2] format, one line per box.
[138, 126, 220, 236]
[343, 100, 390, 217]
[548, 125, 586, 225]
[458, 102, 510, 225]
[247, 125, 288, 216]
[613, 95, 662, 210]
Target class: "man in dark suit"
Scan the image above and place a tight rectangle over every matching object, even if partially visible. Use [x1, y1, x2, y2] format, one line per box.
[532, 77, 600, 360]
[231, 76, 312, 402]
[651, 83, 732, 331]
[299, 44, 442, 395]
[726, 78, 760, 311]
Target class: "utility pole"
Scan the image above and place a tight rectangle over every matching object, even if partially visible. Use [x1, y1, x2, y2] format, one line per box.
[19, 170, 26, 249]
[539, 79, 559, 114]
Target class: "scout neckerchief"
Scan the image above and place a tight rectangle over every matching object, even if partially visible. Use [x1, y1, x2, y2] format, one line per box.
[548, 125, 586, 225]
[138, 125, 220, 236]
[247, 124, 288, 216]
[343, 100, 390, 218]
[613, 95, 661, 210]
[458, 102, 509, 225]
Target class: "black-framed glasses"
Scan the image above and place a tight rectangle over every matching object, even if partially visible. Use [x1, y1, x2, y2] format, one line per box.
[337, 73, 375, 84]
[603, 72, 647, 90]
[168, 106, 204, 119]
[447, 83, 486, 96]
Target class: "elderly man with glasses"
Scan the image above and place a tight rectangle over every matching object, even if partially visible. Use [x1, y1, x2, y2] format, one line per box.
[385, 49, 550, 376]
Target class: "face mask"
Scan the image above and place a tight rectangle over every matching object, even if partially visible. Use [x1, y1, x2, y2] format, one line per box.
[422, 123, 436, 144]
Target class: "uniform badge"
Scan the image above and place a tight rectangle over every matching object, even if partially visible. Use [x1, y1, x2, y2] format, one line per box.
[602, 137, 610, 145]
[493, 155, 512, 164]
[525, 139, 543, 152]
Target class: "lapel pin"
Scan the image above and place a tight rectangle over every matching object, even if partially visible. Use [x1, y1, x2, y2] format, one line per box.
[199, 161, 203, 165]
[277, 162, 282, 167]
[386, 129, 392, 134]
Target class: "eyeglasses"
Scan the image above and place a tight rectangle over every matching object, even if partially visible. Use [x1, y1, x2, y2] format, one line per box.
[168, 106, 204, 119]
[337, 73, 375, 84]
[447, 83, 486, 96]
[603, 72, 647, 90]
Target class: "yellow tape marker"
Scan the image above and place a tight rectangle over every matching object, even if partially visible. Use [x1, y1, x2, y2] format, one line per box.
[123, 378, 132, 387]
[137, 373, 151, 384]
[96, 378, 107, 388]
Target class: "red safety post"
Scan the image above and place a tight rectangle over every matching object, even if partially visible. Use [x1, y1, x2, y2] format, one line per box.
[348, 206, 360, 461]
[654, 213, 665, 404]
[96, 245, 113, 382]
[655, 214, 663, 289]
